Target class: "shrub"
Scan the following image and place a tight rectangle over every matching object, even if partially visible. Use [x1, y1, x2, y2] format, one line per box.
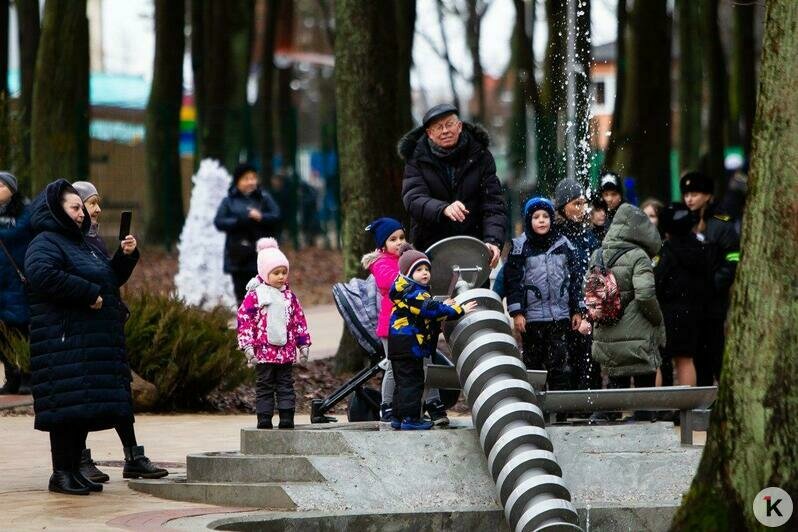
[0, 322, 30, 372]
[125, 293, 251, 410]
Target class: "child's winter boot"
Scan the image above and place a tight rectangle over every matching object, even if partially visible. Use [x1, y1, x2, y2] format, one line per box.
[400, 417, 433, 430]
[278, 408, 295, 429]
[257, 412, 273, 429]
[425, 399, 450, 427]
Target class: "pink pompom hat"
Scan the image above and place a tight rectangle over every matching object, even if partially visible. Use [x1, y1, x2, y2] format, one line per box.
[256, 238, 290, 279]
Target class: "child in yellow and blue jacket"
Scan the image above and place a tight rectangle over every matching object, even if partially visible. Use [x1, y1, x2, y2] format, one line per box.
[387, 245, 476, 430]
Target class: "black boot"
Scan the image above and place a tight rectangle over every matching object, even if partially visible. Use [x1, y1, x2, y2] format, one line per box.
[278, 408, 295, 429]
[71, 470, 103, 492]
[80, 449, 110, 483]
[257, 412, 273, 429]
[123, 446, 169, 479]
[48, 471, 90, 495]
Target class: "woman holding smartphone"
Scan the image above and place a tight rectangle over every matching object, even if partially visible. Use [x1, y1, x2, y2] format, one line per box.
[25, 180, 166, 495]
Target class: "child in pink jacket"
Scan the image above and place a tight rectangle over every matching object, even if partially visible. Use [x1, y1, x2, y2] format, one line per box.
[362, 218, 405, 422]
[361, 218, 449, 425]
[238, 238, 311, 430]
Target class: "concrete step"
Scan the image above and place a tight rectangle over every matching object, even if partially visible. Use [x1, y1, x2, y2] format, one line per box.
[186, 452, 325, 483]
[128, 476, 307, 509]
[240, 427, 354, 456]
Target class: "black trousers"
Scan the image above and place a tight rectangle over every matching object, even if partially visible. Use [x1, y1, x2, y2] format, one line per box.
[695, 318, 725, 386]
[391, 356, 425, 420]
[50, 428, 89, 471]
[232, 271, 257, 304]
[566, 330, 602, 390]
[522, 320, 571, 391]
[255, 363, 295, 414]
[607, 373, 656, 389]
[79, 421, 138, 450]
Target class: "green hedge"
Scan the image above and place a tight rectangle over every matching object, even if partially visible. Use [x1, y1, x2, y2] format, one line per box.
[0, 294, 251, 410]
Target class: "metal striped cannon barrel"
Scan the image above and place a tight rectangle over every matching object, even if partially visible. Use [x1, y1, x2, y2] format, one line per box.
[427, 236, 581, 531]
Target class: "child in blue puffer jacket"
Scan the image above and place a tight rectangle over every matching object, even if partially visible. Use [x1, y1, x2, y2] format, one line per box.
[505, 197, 582, 391]
[387, 245, 476, 430]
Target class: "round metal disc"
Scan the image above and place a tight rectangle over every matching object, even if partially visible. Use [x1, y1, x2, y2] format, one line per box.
[426, 236, 492, 296]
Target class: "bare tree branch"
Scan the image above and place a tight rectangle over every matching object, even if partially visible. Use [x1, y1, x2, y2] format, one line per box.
[415, 29, 469, 80]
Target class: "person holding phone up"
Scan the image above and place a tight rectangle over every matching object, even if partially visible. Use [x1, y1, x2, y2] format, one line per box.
[25, 180, 167, 496]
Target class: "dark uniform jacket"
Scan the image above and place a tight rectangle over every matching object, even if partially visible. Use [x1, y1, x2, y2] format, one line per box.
[25, 180, 138, 432]
[214, 187, 281, 274]
[699, 206, 740, 319]
[398, 122, 507, 252]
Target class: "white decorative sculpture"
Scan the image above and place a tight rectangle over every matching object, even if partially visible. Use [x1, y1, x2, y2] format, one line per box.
[174, 159, 236, 310]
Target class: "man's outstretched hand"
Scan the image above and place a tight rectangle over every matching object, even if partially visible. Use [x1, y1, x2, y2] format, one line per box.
[486, 243, 500, 268]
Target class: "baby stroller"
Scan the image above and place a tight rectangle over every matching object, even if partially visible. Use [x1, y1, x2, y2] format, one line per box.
[310, 275, 460, 423]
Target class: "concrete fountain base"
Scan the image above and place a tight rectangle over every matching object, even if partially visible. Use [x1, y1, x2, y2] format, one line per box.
[129, 420, 702, 531]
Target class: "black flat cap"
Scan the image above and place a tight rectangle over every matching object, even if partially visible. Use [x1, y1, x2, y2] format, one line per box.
[422, 103, 459, 128]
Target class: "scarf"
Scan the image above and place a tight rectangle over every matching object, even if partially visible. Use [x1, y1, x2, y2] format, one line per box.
[256, 283, 289, 346]
[427, 130, 470, 163]
[528, 229, 556, 251]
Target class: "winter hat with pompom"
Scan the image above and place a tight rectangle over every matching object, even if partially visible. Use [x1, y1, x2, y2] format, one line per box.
[397, 242, 431, 277]
[257, 238, 290, 279]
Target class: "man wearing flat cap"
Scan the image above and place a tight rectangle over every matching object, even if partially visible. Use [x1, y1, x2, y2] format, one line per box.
[679, 170, 739, 386]
[397, 104, 506, 267]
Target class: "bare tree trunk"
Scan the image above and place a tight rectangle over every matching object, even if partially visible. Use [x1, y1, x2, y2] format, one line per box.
[604, 0, 626, 169]
[732, 0, 757, 160]
[435, 0, 460, 110]
[678, 0, 702, 172]
[704, 0, 728, 193]
[0, 0, 9, 170]
[671, 2, 798, 528]
[573, 0, 592, 182]
[606, 0, 671, 201]
[334, 0, 410, 373]
[395, 0, 416, 135]
[464, 0, 484, 123]
[145, 0, 185, 248]
[536, 0, 567, 195]
[191, 0, 253, 172]
[31, 0, 89, 191]
[15, 0, 40, 195]
[257, 0, 280, 177]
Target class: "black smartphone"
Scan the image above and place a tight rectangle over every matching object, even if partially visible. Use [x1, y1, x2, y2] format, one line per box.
[119, 211, 132, 241]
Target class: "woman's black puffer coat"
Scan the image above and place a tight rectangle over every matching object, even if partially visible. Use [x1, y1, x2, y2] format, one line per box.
[24, 179, 138, 432]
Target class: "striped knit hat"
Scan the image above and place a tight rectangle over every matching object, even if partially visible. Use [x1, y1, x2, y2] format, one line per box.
[398, 244, 431, 277]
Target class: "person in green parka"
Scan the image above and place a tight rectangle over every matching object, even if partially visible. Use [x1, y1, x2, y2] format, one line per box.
[588, 203, 665, 389]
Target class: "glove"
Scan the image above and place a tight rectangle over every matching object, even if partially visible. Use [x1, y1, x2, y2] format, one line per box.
[299, 346, 310, 364]
[243, 347, 256, 368]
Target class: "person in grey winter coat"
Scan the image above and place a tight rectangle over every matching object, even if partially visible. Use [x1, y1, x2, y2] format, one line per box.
[505, 197, 582, 391]
[588, 203, 665, 387]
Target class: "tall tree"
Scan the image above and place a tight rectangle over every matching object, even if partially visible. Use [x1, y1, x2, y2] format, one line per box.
[671, 1, 798, 529]
[395, 0, 416, 135]
[145, 0, 185, 248]
[257, 0, 280, 177]
[730, 0, 757, 160]
[191, 0, 253, 172]
[572, 0, 592, 182]
[334, 0, 411, 372]
[463, 0, 490, 123]
[703, 0, 728, 192]
[30, 0, 89, 191]
[604, 0, 626, 169]
[678, 0, 702, 172]
[605, 0, 671, 201]
[15, 0, 40, 194]
[435, 0, 460, 111]
[0, 0, 9, 169]
[535, 0, 567, 195]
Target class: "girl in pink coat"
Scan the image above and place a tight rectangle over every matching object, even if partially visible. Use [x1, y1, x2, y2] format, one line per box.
[238, 238, 311, 430]
[361, 217, 448, 425]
